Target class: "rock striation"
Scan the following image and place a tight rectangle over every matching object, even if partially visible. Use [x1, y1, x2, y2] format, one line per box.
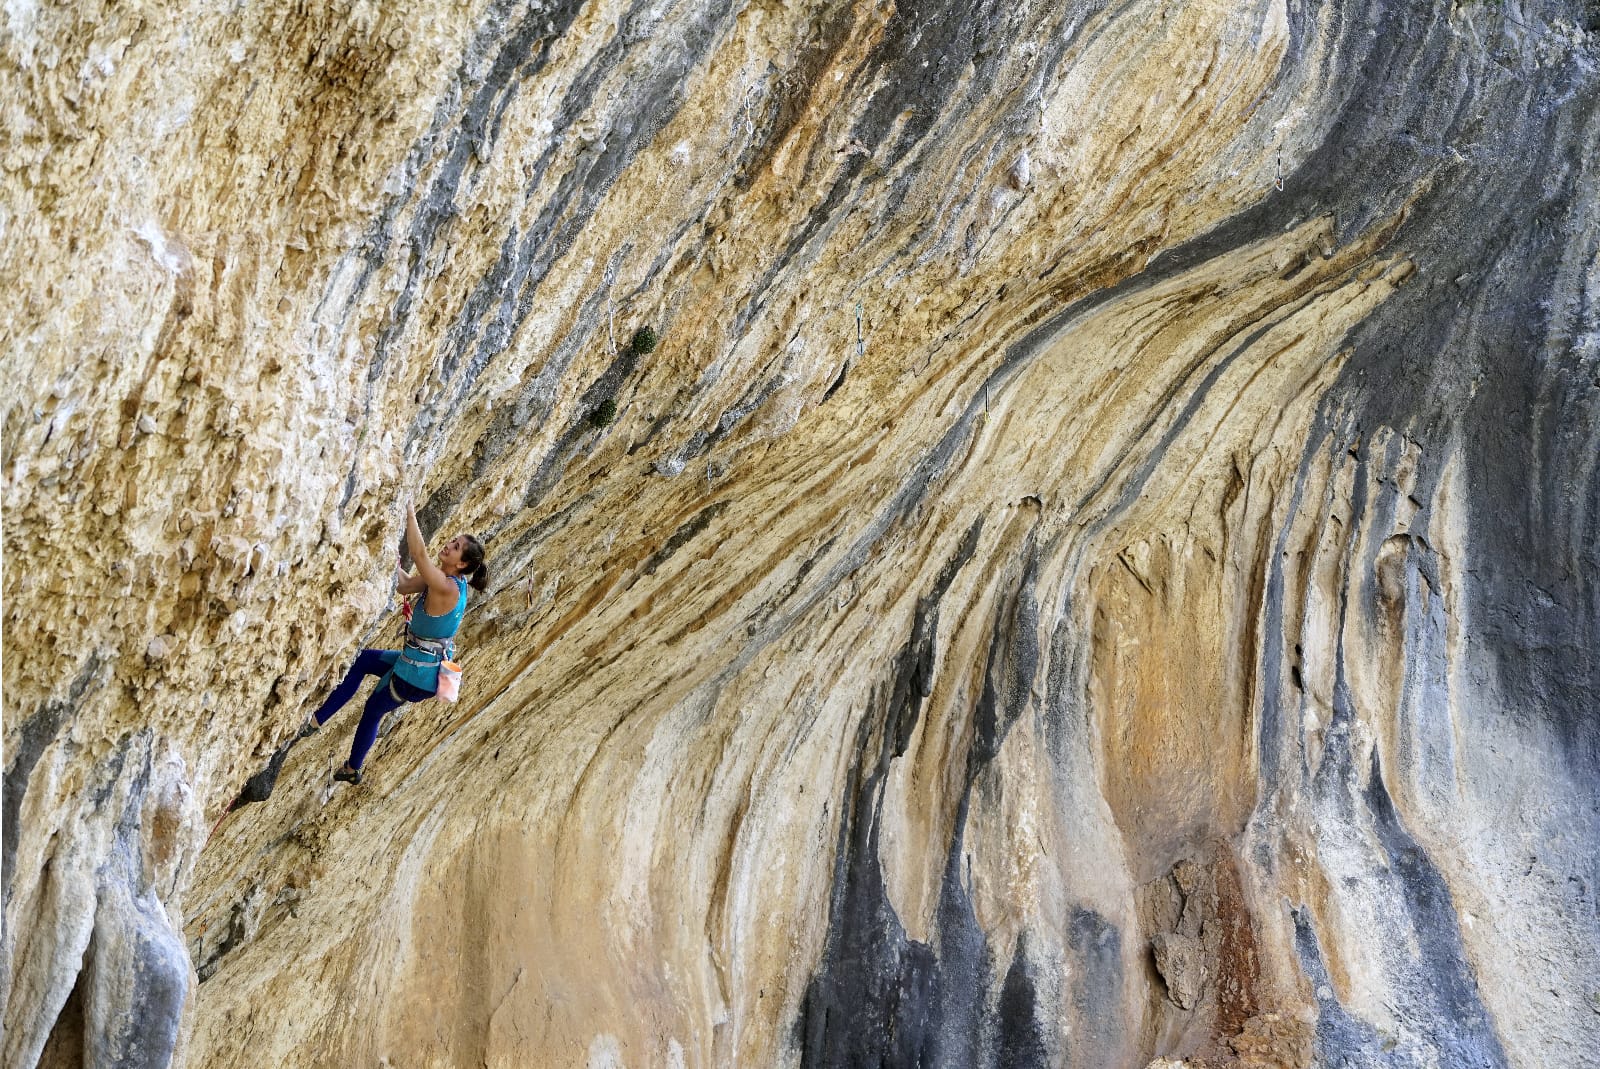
[3, 0, 1598, 1066]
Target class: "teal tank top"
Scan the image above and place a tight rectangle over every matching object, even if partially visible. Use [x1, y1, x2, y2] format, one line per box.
[393, 577, 468, 692]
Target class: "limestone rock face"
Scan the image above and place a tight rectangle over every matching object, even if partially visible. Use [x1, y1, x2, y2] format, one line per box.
[4, 0, 1598, 1067]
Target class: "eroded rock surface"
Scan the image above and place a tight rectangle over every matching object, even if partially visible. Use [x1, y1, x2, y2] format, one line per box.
[4, 0, 1598, 1066]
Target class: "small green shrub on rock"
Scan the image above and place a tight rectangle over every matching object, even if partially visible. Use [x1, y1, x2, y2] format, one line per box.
[589, 398, 618, 427]
[631, 326, 658, 355]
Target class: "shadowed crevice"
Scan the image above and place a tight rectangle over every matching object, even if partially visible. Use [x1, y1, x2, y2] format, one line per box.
[800, 520, 1073, 1067]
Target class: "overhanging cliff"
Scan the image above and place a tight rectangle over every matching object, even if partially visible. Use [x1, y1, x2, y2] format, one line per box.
[3, 1, 1598, 1066]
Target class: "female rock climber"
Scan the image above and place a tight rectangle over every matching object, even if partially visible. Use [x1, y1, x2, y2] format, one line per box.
[299, 501, 489, 784]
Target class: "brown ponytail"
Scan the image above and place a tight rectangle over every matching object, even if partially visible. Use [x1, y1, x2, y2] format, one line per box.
[462, 534, 489, 592]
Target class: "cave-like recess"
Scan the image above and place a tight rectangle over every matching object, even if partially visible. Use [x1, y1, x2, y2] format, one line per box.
[3, 1, 1596, 1067]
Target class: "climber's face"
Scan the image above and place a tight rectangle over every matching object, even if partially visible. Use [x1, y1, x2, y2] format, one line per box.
[438, 535, 468, 575]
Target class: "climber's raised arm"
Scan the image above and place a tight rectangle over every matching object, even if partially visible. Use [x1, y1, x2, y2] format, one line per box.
[405, 501, 460, 616]
[395, 556, 428, 596]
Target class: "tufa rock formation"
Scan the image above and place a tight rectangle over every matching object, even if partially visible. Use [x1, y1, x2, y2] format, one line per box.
[3, 0, 1598, 1066]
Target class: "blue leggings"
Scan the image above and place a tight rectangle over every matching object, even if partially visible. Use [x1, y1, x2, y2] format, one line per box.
[312, 649, 432, 770]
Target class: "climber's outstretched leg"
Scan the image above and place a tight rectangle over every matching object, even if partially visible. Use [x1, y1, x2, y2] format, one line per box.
[336, 673, 431, 784]
[304, 649, 398, 735]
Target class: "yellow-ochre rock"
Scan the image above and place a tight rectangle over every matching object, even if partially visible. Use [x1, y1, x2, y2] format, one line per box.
[3, 0, 1598, 1067]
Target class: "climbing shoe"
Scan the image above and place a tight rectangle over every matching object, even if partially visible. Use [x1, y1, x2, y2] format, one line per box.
[296, 716, 320, 741]
[333, 764, 363, 785]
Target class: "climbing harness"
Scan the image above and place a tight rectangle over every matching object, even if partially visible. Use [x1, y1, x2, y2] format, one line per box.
[398, 631, 454, 670]
[398, 633, 457, 701]
[398, 591, 465, 702]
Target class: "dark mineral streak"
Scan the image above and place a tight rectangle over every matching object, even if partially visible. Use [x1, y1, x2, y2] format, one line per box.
[797, 0, 1597, 1064]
